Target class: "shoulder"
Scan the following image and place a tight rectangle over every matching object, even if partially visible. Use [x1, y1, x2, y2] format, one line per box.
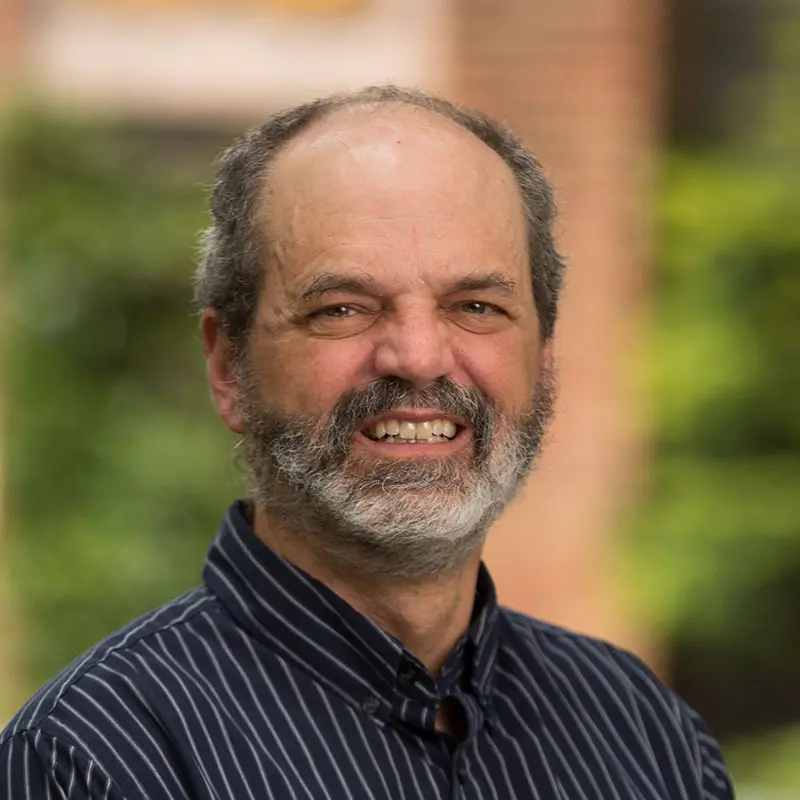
[0, 727, 127, 799]
[498, 608, 735, 797]
[3, 587, 217, 739]
[501, 607, 678, 702]
[1, 587, 224, 799]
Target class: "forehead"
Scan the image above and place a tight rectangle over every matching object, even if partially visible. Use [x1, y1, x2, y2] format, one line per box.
[263, 105, 529, 291]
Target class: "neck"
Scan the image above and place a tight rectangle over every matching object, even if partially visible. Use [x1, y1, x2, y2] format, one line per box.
[252, 504, 482, 675]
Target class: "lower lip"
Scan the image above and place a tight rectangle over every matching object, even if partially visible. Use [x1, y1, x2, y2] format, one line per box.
[355, 428, 470, 456]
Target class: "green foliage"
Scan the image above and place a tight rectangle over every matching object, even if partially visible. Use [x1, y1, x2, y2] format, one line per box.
[625, 152, 800, 655]
[726, 725, 800, 790]
[1, 110, 238, 691]
[623, 14, 800, 785]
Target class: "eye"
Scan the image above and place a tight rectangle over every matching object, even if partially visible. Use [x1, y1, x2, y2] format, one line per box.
[458, 301, 508, 317]
[460, 301, 500, 316]
[449, 300, 511, 334]
[314, 304, 357, 318]
[306, 303, 378, 337]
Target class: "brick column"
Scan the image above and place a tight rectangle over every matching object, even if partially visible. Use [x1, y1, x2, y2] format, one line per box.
[453, 0, 663, 658]
[0, 0, 24, 88]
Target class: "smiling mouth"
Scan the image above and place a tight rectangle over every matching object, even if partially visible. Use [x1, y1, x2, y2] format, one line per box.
[362, 418, 464, 444]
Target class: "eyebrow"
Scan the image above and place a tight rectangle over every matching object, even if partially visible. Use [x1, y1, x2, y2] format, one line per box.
[297, 272, 380, 304]
[448, 272, 518, 297]
[296, 269, 518, 304]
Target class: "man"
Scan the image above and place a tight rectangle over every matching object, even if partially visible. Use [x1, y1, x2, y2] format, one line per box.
[1, 85, 734, 798]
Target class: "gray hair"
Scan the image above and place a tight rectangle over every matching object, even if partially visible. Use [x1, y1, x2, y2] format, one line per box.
[194, 85, 566, 357]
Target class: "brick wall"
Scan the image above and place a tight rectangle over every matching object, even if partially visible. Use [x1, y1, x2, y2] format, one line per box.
[0, 0, 23, 89]
[453, 0, 664, 659]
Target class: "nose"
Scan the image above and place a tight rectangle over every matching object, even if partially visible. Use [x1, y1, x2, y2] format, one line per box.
[371, 305, 456, 389]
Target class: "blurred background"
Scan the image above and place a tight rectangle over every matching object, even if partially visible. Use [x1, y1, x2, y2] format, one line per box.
[0, 0, 798, 794]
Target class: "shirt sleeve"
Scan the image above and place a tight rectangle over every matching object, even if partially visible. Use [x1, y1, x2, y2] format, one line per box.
[685, 708, 736, 800]
[1, 730, 125, 800]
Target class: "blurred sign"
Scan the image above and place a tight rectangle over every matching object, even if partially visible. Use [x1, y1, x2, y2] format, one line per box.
[85, 0, 369, 13]
[29, 0, 445, 120]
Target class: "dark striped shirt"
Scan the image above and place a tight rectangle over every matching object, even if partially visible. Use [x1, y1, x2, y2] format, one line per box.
[2, 500, 734, 799]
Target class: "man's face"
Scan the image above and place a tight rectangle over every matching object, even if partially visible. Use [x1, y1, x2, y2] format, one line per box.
[228, 107, 553, 577]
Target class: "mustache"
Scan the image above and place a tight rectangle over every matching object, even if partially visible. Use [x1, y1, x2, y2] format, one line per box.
[327, 377, 498, 459]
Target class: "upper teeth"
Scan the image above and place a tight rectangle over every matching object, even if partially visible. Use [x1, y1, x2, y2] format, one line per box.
[368, 419, 458, 441]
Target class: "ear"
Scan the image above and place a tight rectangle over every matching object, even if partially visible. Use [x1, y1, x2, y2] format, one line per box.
[201, 308, 246, 434]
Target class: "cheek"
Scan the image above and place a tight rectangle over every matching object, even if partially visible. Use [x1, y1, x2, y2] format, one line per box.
[457, 335, 537, 412]
[266, 340, 369, 415]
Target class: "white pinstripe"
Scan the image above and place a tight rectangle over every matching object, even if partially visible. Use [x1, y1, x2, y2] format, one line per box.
[345, 705, 395, 798]
[186, 617, 309, 799]
[126, 647, 219, 797]
[494, 675, 592, 800]
[48, 734, 59, 800]
[139, 638, 246, 800]
[280, 659, 355, 800]
[53, 701, 147, 800]
[166, 626, 278, 800]
[238, 633, 331, 797]
[468, 727, 502, 798]
[544, 634, 667, 797]
[498, 648, 623, 799]
[519, 647, 635, 798]
[482, 719, 526, 798]
[375, 720, 409, 800]
[205, 561, 371, 704]
[67, 684, 178, 799]
[314, 684, 375, 797]
[223, 532, 397, 674]
[17, 592, 210, 740]
[88, 665, 192, 798]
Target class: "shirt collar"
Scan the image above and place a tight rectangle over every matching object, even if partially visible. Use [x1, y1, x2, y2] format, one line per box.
[203, 500, 501, 723]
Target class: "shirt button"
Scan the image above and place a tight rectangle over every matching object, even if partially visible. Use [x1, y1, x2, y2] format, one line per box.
[397, 666, 417, 687]
[455, 758, 468, 782]
[361, 696, 380, 715]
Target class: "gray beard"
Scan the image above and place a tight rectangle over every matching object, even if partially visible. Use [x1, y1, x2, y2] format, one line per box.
[236, 374, 554, 580]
